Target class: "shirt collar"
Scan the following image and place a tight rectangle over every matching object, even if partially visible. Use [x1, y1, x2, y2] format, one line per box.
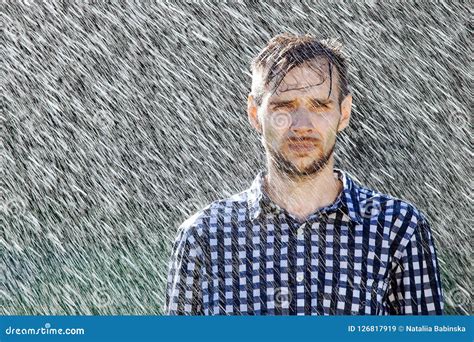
[247, 168, 364, 224]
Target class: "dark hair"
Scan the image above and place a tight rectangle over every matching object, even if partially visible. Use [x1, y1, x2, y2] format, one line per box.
[250, 33, 350, 106]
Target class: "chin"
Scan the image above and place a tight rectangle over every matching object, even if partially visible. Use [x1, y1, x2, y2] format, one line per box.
[287, 151, 320, 163]
[290, 156, 320, 169]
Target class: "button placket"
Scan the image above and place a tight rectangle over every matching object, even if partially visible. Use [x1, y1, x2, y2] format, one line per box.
[295, 222, 306, 285]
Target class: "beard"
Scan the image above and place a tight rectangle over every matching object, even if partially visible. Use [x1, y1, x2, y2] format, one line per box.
[267, 139, 336, 179]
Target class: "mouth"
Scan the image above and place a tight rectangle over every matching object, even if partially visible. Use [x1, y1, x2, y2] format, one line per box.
[287, 141, 317, 153]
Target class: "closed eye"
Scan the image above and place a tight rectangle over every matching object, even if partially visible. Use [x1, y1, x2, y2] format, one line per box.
[270, 101, 295, 111]
[309, 99, 332, 109]
[272, 104, 293, 111]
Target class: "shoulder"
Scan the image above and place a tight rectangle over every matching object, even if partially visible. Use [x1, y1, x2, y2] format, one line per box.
[176, 190, 249, 239]
[355, 183, 431, 258]
[354, 180, 428, 223]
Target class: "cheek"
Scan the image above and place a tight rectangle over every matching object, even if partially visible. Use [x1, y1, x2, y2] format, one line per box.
[261, 126, 289, 152]
[263, 129, 282, 150]
[262, 117, 287, 142]
[313, 113, 340, 136]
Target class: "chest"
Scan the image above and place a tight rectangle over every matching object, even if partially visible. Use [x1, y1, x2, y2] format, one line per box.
[200, 216, 393, 315]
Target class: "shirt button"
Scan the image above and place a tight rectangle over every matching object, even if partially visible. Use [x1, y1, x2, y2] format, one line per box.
[296, 274, 304, 282]
[297, 224, 305, 238]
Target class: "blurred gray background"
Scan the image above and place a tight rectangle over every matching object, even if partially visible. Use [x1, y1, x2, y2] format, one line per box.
[1, 0, 471, 315]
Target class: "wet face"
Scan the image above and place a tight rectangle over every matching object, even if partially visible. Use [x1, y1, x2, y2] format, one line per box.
[249, 58, 352, 178]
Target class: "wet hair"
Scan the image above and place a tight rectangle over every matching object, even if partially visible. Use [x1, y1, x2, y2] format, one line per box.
[250, 33, 350, 106]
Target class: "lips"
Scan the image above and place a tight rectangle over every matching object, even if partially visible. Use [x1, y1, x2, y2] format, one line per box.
[288, 142, 316, 152]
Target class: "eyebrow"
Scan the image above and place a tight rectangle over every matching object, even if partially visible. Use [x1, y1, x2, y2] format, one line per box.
[269, 100, 296, 108]
[269, 98, 333, 108]
[310, 98, 333, 105]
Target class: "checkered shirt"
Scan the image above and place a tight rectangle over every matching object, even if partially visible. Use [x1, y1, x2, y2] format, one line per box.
[165, 168, 444, 315]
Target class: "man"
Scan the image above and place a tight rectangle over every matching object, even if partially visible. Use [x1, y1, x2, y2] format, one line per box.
[165, 33, 444, 315]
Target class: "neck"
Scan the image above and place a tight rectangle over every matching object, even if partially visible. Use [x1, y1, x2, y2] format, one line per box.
[264, 159, 342, 222]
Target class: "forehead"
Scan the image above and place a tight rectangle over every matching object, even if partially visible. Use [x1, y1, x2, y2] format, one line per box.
[268, 58, 337, 102]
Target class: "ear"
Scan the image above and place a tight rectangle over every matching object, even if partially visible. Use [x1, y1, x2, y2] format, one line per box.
[247, 94, 262, 133]
[337, 93, 352, 132]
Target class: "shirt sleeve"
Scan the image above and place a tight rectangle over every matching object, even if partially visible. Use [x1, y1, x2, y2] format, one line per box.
[386, 217, 444, 315]
[164, 225, 203, 315]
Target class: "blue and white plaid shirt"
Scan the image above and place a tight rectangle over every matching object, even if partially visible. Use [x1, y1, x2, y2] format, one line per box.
[165, 168, 444, 315]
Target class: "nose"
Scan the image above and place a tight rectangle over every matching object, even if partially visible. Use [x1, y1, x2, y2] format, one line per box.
[290, 110, 315, 135]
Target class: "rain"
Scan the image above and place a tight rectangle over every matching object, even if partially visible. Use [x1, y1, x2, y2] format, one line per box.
[1, 0, 471, 315]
